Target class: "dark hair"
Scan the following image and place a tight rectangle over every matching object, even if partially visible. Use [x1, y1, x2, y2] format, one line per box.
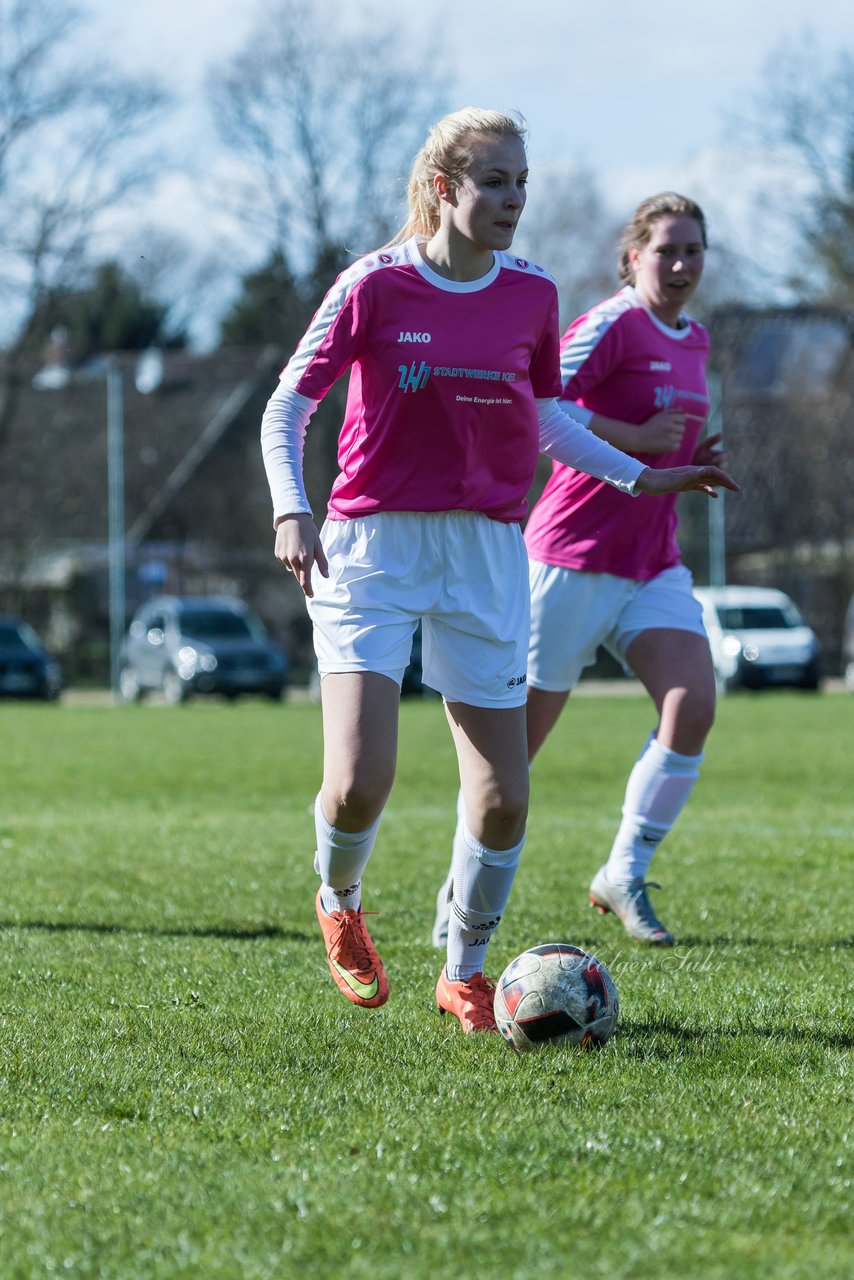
[618, 192, 707, 285]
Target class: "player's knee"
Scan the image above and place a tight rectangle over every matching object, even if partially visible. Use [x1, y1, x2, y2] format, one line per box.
[478, 783, 528, 848]
[670, 685, 715, 750]
[324, 762, 394, 829]
[686, 686, 716, 739]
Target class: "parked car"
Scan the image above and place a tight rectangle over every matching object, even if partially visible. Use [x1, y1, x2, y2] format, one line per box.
[0, 616, 62, 701]
[844, 594, 854, 692]
[119, 596, 288, 703]
[694, 586, 821, 692]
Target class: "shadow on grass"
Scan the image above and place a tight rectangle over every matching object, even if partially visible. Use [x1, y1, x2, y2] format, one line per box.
[0, 918, 313, 944]
[521, 933, 854, 968]
[676, 934, 853, 950]
[504, 933, 852, 957]
[621, 1016, 854, 1052]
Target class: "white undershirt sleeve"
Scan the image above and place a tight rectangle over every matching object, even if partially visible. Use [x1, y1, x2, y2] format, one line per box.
[260, 379, 319, 522]
[536, 399, 645, 495]
[556, 398, 594, 428]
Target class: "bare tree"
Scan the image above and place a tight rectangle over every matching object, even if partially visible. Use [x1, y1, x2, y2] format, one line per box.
[0, 0, 169, 439]
[127, 227, 227, 353]
[704, 307, 854, 669]
[741, 33, 854, 308]
[514, 166, 623, 327]
[207, 0, 448, 287]
[516, 168, 749, 329]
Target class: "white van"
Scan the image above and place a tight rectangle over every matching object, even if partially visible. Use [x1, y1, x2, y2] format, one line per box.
[693, 586, 821, 693]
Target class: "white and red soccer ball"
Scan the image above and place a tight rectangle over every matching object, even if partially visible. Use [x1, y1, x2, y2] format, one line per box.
[494, 943, 619, 1053]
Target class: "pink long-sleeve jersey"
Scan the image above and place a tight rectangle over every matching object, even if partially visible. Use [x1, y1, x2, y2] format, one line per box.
[279, 237, 562, 523]
[524, 286, 711, 579]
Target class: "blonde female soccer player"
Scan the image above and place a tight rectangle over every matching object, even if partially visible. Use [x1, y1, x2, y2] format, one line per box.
[433, 192, 727, 951]
[261, 118, 737, 1033]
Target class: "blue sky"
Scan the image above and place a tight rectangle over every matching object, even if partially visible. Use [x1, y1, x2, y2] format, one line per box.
[79, 0, 853, 339]
[84, 0, 853, 184]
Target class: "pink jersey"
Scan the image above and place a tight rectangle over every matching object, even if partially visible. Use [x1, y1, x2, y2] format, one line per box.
[281, 238, 562, 523]
[524, 286, 711, 579]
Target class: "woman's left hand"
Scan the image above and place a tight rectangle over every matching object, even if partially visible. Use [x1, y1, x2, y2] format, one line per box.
[635, 463, 740, 498]
[692, 432, 728, 468]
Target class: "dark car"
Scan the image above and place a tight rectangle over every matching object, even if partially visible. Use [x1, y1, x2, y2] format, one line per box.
[119, 596, 288, 703]
[0, 617, 62, 701]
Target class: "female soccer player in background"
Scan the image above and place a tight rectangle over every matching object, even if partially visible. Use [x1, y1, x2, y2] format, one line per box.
[261, 116, 737, 1033]
[434, 192, 724, 949]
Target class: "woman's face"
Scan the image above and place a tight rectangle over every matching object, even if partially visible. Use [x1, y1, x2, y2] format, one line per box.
[442, 134, 528, 254]
[630, 213, 705, 323]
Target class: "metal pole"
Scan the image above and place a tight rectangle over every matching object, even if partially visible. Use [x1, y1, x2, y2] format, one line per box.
[106, 361, 125, 702]
[707, 372, 726, 587]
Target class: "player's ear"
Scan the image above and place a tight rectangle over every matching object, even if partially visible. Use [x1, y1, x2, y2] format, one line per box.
[434, 173, 456, 206]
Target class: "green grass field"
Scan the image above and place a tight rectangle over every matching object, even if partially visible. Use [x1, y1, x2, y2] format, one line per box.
[1, 692, 851, 1279]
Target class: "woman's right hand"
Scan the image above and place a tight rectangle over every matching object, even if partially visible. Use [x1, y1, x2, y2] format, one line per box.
[634, 409, 697, 453]
[635, 464, 740, 498]
[274, 513, 329, 599]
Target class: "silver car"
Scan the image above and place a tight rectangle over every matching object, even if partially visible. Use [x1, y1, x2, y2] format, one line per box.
[694, 586, 821, 693]
[119, 596, 288, 703]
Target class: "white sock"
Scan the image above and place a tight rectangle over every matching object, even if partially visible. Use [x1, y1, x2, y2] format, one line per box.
[313, 794, 381, 915]
[605, 734, 702, 886]
[445, 825, 524, 982]
[439, 770, 532, 909]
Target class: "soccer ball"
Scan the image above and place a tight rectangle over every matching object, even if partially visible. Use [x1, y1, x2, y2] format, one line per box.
[494, 943, 619, 1053]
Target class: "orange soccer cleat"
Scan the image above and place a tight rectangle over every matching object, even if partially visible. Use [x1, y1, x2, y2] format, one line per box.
[436, 969, 498, 1033]
[315, 889, 389, 1008]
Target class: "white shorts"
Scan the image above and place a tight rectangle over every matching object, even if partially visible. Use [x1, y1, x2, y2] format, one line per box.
[308, 512, 531, 708]
[527, 561, 707, 691]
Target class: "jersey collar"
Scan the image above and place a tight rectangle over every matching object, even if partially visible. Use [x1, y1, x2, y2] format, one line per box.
[407, 237, 501, 293]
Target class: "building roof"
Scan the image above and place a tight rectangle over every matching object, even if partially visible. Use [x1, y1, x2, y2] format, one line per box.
[708, 306, 853, 397]
[4, 346, 283, 546]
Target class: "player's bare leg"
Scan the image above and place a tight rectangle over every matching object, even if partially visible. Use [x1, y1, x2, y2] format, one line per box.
[435, 701, 528, 1033]
[313, 672, 399, 1006]
[591, 630, 716, 945]
[432, 686, 566, 946]
[525, 685, 571, 763]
